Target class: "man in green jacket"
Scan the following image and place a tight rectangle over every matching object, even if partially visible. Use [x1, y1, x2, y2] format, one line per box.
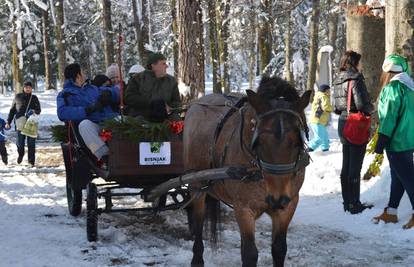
[125, 52, 181, 121]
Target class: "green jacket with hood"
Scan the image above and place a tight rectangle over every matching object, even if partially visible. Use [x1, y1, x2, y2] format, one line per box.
[378, 72, 414, 152]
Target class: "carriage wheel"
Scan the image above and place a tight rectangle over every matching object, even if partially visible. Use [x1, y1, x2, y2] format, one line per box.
[151, 195, 167, 209]
[66, 172, 82, 216]
[86, 183, 98, 242]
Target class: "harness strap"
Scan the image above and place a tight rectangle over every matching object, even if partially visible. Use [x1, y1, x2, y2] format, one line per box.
[209, 96, 247, 168]
[259, 150, 310, 175]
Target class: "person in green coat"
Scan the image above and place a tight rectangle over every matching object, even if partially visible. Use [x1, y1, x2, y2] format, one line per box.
[373, 54, 414, 229]
[125, 52, 181, 121]
[307, 84, 333, 152]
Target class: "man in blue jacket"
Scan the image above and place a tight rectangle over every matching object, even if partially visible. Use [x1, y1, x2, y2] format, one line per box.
[57, 63, 119, 162]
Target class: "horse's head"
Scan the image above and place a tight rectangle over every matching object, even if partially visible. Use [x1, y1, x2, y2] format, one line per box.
[246, 76, 311, 210]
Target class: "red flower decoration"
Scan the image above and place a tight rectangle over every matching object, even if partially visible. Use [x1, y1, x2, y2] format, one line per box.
[99, 129, 113, 142]
[168, 120, 184, 135]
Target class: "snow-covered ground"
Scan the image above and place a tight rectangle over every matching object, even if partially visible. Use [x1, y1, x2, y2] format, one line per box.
[0, 90, 413, 267]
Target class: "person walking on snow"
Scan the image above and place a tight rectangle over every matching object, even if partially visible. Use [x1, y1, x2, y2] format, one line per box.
[5, 81, 41, 166]
[307, 84, 332, 152]
[0, 117, 9, 165]
[373, 54, 414, 229]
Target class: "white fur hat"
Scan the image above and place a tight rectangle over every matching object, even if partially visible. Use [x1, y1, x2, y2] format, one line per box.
[128, 64, 145, 75]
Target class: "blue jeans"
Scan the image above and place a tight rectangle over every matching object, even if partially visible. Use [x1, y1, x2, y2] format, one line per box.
[386, 150, 414, 210]
[17, 131, 36, 164]
[308, 123, 329, 150]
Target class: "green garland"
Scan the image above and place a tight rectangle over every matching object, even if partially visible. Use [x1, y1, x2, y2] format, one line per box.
[50, 125, 67, 142]
[50, 117, 171, 143]
[363, 128, 384, 180]
[101, 116, 170, 142]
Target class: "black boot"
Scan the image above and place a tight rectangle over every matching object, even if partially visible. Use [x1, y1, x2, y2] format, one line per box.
[17, 153, 24, 164]
[348, 179, 373, 214]
[1, 155, 7, 165]
[340, 176, 350, 212]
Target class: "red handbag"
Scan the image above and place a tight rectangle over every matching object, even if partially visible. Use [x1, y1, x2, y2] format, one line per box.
[342, 81, 371, 145]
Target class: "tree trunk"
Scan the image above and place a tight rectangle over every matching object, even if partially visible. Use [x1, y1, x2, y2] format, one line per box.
[102, 0, 114, 67]
[42, 7, 53, 90]
[218, 0, 230, 93]
[306, 0, 320, 92]
[385, 0, 414, 74]
[347, 8, 385, 101]
[171, 0, 179, 78]
[248, 0, 256, 90]
[140, 0, 150, 66]
[284, 11, 294, 85]
[55, 0, 66, 88]
[258, 0, 272, 75]
[11, 0, 22, 93]
[328, 4, 339, 53]
[208, 0, 222, 94]
[178, 0, 205, 100]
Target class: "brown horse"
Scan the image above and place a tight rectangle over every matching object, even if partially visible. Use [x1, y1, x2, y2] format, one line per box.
[183, 76, 312, 267]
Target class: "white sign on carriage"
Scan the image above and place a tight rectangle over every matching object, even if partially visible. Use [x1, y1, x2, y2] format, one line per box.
[139, 142, 171, 165]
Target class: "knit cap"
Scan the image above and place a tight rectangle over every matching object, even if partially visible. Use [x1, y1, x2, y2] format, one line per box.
[318, 84, 330, 92]
[106, 64, 120, 80]
[382, 54, 411, 75]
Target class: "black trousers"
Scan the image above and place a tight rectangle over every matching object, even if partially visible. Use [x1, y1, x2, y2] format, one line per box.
[340, 144, 367, 206]
[17, 131, 36, 164]
[338, 114, 367, 206]
[0, 141, 7, 161]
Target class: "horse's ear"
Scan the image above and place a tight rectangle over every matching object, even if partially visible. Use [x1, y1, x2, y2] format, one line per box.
[246, 90, 268, 113]
[296, 90, 312, 111]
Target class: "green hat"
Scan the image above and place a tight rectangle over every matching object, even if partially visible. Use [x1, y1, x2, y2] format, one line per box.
[382, 54, 411, 75]
[146, 52, 166, 68]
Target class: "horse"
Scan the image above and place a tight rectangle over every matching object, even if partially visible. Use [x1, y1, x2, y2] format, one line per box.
[183, 76, 312, 267]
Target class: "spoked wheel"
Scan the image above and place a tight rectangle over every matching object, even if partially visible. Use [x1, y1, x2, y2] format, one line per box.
[66, 171, 82, 216]
[86, 183, 98, 242]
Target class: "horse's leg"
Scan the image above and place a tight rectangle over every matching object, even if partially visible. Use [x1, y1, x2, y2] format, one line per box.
[235, 208, 258, 267]
[191, 192, 206, 267]
[271, 196, 299, 267]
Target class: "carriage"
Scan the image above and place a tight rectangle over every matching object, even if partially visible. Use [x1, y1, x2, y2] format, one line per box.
[59, 76, 312, 266]
[60, 120, 191, 242]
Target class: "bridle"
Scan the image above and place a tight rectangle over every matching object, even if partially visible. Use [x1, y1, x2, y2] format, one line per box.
[205, 95, 310, 179]
[243, 105, 310, 176]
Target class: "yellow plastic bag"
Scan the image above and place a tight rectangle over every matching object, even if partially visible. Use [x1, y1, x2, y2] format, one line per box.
[21, 114, 39, 138]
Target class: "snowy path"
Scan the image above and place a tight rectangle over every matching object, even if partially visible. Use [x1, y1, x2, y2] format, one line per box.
[1, 92, 413, 266]
[0, 141, 413, 267]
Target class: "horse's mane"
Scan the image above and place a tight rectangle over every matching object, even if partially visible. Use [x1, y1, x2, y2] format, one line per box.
[256, 76, 299, 102]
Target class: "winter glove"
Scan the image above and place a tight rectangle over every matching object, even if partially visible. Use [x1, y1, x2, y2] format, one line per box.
[98, 90, 112, 106]
[374, 133, 390, 154]
[85, 101, 104, 116]
[26, 109, 34, 117]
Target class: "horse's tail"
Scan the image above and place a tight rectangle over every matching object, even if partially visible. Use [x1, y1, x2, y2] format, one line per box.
[205, 194, 221, 245]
